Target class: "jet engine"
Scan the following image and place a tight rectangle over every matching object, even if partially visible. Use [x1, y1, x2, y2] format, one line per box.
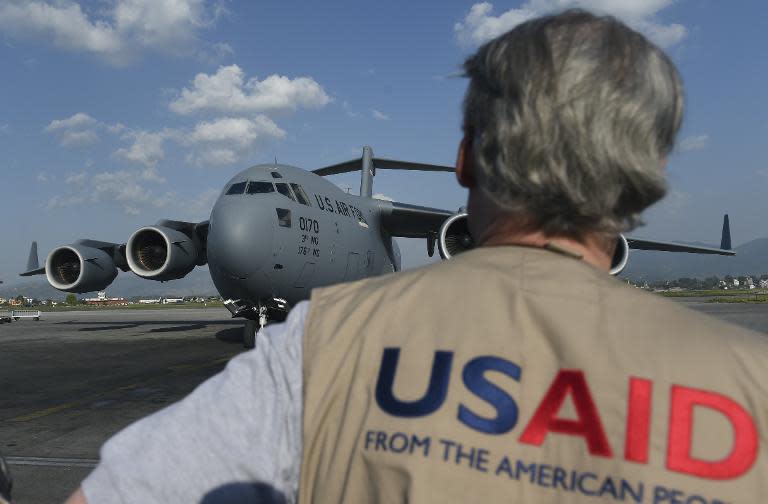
[45, 245, 118, 293]
[438, 212, 630, 276]
[126, 226, 199, 281]
[438, 212, 474, 259]
[610, 234, 629, 276]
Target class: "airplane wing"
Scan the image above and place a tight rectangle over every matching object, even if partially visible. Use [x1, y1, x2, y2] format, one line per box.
[378, 203, 735, 258]
[20, 220, 210, 292]
[377, 201, 454, 239]
[625, 237, 735, 255]
[19, 240, 126, 277]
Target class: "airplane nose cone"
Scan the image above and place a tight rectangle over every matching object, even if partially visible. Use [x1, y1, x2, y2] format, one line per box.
[207, 198, 274, 279]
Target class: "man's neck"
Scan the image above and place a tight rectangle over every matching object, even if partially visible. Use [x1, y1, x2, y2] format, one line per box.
[477, 220, 616, 272]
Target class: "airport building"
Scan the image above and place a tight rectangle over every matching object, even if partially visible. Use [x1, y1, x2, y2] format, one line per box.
[84, 291, 128, 306]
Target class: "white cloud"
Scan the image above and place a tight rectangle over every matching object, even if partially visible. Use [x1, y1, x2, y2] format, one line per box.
[197, 41, 234, 64]
[0, 0, 223, 65]
[455, 3, 534, 48]
[65, 172, 87, 185]
[49, 162, 171, 214]
[183, 187, 219, 219]
[37, 171, 54, 183]
[45, 112, 96, 132]
[188, 148, 238, 166]
[169, 64, 332, 115]
[108, 122, 127, 134]
[140, 166, 166, 183]
[189, 116, 285, 147]
[372, 109, 389, 121]
[342, 101, 360, 118]
[91, 169, 153, 205]
[109, 115, 287, 169]
[678, 134, 709, 152]
[114, 130, 167, 167]
[45, 112, 100, 146]
[0, 123, 10, 135]
[455, 1, 687, 49]
[184, 116, 286, 166]
[373, 193, 395, 202]
[60, 129, 99, 146]
[47, 194, 86, 208]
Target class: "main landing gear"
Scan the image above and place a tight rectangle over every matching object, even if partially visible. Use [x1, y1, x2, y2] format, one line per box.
[224, 298, 289, 349]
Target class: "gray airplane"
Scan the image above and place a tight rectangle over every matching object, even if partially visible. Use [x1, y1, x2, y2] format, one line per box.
[21, 147, 734, 348]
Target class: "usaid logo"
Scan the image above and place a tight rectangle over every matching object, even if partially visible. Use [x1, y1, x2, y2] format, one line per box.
[374, 348, 759, 480]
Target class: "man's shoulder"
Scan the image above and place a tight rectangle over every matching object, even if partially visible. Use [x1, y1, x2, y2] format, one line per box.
[308, 252, 477, 307]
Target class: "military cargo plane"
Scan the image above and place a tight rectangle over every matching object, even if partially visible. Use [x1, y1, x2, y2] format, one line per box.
[21, 147, 734, 347]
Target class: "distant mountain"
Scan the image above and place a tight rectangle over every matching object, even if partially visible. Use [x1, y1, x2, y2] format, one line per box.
[621, 238, 768, 282]
[0, 267, 219, 301]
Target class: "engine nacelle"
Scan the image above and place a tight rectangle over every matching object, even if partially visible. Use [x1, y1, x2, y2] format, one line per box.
[46, 245, 118, 293]
[127, 226, 198, 281]
[438, 213, 629, 275]
[438, 212, 475, 260]
[610, 234, 629, 276]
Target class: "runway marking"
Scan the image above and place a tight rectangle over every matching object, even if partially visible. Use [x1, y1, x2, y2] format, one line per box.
[10, 402, 82, 422]
[6, 456, 98, 468]
[8, 354, 236, 423]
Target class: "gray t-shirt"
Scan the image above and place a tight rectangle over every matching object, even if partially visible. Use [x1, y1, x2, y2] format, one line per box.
[82, 302, 308, 503]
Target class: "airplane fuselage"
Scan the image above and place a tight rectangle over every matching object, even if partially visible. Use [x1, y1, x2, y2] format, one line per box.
[207, 164, 400, 307]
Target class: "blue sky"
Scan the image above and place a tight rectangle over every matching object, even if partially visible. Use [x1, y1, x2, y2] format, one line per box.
[0, 0, 766, 283]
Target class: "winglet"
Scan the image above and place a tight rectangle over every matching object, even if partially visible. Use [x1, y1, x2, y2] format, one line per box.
[720, 214, 732, 251]
[20, 241, 45, 277]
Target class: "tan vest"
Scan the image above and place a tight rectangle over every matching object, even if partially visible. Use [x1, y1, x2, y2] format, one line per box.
[299, 246, 768, 503]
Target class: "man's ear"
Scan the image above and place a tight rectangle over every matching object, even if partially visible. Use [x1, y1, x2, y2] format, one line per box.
[456, 134, 476, 188]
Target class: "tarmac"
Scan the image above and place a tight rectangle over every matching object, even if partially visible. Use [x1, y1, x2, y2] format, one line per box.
[0, 308, 243, 503]
[1, 301, 768, 503]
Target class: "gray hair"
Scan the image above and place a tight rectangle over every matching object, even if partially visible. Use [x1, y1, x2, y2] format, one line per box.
[463, 9, 684, 235]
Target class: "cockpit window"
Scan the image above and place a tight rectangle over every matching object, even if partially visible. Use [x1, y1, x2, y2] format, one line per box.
[246, 181, 275, 194]
[270, 171, 283, 179]
[290, 184, 312, 207]
[226, 181, 247, 195]
[275, 183, 296, 201]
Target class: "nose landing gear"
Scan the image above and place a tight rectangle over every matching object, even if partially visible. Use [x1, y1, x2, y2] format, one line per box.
[224, 298, 289, 349]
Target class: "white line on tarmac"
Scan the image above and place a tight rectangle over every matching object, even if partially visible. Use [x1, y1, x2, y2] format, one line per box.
[5, 456, 98, 468]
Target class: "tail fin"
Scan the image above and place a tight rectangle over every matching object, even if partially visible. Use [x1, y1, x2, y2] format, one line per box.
[20, 241, 45, 277]
[313, 146, 454, 198]
[27, 241, 39, 271]
[720, 214, 732, 250]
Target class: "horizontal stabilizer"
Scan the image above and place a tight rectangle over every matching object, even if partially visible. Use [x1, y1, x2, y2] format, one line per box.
[314, 157, 454, 176]
[20, 241, 45, 277]
[20, 267, 45, 277]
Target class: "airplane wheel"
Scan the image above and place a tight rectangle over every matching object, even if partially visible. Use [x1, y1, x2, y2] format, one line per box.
[243, 320, 258, 349]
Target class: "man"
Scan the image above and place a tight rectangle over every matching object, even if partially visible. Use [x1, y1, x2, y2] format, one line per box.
[67, 10, 766, 503]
